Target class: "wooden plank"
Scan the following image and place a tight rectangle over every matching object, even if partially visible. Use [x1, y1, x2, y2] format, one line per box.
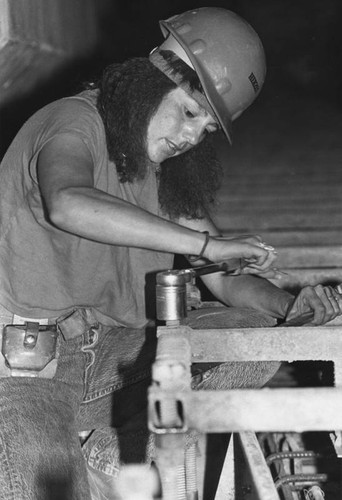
[214, 438, 235, 500]
[219, 193, 341, 203]
[237, 433, 279, 500]
[275, 245, 342, 267]
[270, 268, 342, 289]
[215, 433, 280, 500]
[213, 212, 342, 230]
[221, 229, 342, 246]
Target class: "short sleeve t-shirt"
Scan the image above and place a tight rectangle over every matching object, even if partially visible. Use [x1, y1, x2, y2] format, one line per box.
[0, 90, 173, 328]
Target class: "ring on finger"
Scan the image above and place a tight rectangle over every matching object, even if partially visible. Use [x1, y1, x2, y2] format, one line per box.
[328, 294, 339, 305]
[258, 242, 275, 251]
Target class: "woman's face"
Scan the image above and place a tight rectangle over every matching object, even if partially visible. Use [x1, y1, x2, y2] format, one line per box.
[146, 87, 219, 164]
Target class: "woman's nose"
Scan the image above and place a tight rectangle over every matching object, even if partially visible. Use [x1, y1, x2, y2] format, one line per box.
[182, 124, 203, 146]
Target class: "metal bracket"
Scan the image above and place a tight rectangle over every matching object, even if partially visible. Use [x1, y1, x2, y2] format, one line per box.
[148, 388, 188, 434]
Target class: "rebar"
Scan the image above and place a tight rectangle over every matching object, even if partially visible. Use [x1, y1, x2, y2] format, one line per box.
[275, 473, 328, 489]
[266, 450, 322, 466]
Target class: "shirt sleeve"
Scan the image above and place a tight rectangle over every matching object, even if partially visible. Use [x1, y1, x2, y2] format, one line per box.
[28, 93, 106, 183]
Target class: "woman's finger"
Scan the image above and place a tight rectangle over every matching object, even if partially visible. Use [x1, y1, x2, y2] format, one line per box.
[244, 247, 278, 270]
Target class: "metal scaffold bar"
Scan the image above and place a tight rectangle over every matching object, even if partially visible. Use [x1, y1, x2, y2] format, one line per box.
[157, 324, 342, 384]
[149, 387, 342, 433]
[238, 432, 280, 500]
[176, 326, 342, 363]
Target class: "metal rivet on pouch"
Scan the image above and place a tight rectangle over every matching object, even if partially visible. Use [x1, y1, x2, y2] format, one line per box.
[25, 335, 36, 345]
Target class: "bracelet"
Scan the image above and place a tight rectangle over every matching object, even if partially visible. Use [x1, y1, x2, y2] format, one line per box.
[187, 231, 210, 263]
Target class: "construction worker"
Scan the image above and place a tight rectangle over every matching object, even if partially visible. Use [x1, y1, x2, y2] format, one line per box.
[0, 7, 340, 499]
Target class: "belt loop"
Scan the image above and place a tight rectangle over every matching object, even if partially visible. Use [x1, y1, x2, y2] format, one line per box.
[57, 308, 99, 341]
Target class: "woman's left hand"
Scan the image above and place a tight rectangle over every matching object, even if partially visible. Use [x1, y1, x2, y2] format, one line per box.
[285, 284, 342, 325]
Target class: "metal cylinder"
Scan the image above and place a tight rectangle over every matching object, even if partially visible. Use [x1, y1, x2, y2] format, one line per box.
[156, 271, 190, 322]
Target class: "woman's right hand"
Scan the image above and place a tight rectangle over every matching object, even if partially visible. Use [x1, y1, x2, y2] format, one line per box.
[203, 234, 279, 277]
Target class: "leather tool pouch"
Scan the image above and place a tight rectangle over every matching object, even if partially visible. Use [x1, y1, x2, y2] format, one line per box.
[1, 322, 59, 378]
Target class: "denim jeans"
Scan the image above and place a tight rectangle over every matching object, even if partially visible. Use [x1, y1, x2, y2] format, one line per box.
[0, 305, 278, 499]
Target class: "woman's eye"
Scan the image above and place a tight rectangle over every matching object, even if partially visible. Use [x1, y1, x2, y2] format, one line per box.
[184, 108, 195, 118]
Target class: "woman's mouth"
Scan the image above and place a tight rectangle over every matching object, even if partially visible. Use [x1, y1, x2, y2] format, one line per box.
[165, 139, 180, 156]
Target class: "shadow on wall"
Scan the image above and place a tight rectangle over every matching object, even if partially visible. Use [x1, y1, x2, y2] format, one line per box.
[0, 0, 100, 159]
[0, 56, 99, 159]
[1, 0, 342, 159]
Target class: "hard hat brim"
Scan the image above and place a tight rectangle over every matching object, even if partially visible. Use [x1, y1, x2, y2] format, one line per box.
[160, 20, 233, 144]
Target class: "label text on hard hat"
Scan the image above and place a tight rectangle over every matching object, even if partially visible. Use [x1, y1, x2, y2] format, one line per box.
[248, 72, 259, 93]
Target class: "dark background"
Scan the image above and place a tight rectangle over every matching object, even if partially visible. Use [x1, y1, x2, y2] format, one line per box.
[93, 0, 342, 101]
[1, 0, 342, 156]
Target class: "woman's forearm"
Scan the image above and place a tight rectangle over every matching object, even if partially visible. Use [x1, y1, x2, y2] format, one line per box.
[48, 186, 207, 255]
[203, 273, 294, 319]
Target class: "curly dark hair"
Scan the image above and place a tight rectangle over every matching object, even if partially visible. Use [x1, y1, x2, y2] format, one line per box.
[97, 55, 177, 182]
[158, 135, 222, 220]
[96, 53, 222, 219]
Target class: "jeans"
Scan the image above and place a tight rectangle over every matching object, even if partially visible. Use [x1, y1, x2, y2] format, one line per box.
[0, 305, 278, 499]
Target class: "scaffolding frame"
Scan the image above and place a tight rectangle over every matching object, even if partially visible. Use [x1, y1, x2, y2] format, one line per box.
[148, 324, 342, 499]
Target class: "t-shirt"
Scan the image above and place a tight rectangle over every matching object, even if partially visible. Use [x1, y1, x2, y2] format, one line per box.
[0, 90, 173, 328]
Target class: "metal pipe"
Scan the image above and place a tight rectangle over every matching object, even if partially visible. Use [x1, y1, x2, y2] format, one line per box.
[275, 474, 328, 489]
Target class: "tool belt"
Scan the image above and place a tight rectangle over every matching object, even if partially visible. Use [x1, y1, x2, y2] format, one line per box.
[0, 308, 98, 379]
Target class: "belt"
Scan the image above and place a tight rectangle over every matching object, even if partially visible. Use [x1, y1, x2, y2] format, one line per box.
[12, 314, 50, 325]
[11, 308, 99, 340]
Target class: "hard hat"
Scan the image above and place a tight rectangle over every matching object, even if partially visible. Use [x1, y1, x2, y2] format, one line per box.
[155, 7, 266, 143]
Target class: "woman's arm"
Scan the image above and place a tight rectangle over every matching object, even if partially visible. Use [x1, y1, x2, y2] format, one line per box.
[37, 134, 275, 267]
[178, 213, 342, 324]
